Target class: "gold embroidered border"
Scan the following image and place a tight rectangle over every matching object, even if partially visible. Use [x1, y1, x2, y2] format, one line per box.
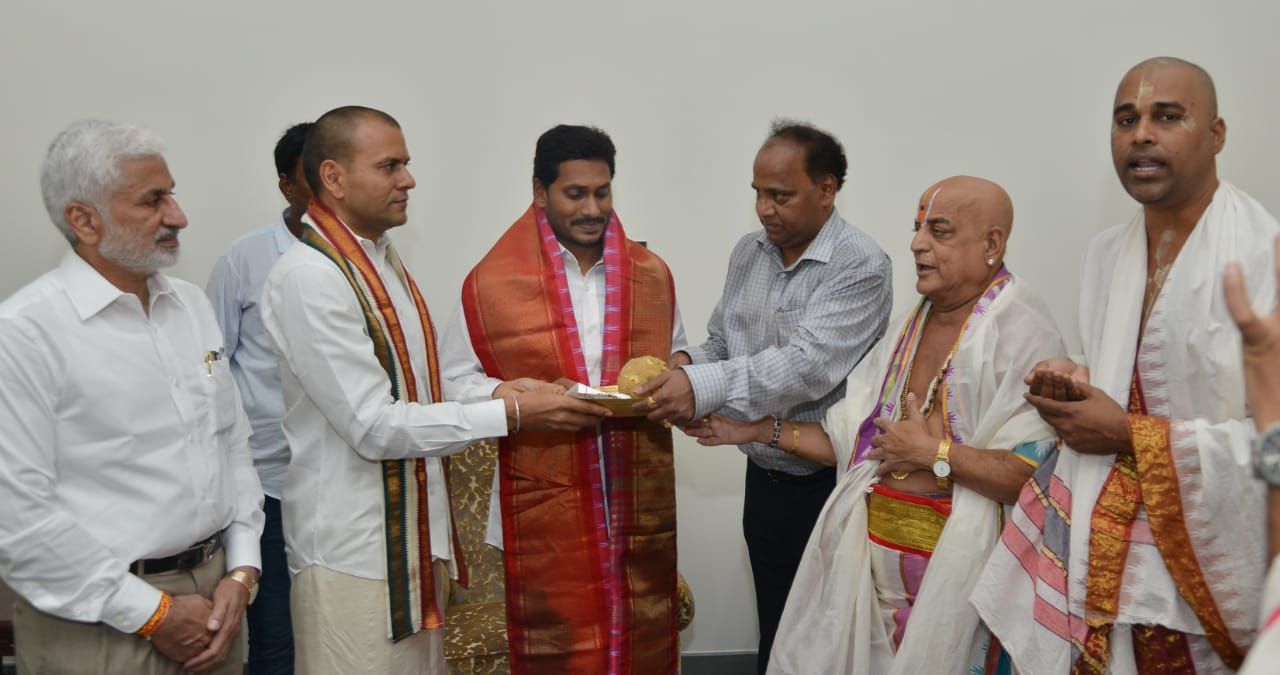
[867, 489, 949, 555]
[1130, 413, 1244, 668]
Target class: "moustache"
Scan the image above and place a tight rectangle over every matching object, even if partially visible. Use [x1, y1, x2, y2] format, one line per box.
[571, 216, 608, 228]
[154, 227, 181, 243]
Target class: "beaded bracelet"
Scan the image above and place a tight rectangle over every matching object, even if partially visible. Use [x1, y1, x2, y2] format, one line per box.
[136, 591, 173, 640]
[767, 415, 782, 448]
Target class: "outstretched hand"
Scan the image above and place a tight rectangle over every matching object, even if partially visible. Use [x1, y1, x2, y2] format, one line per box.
[1025, 381, 1130, 455]
[1025, 358, 1089, 401]
[1224, 235, 1280, 430]
[633, 369, 696, 426]
[514, 390, 612, 432]
[683, 414, 766, 447]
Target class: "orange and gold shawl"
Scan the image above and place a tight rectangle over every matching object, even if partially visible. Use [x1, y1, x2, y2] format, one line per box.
[461, 204, 679, 674]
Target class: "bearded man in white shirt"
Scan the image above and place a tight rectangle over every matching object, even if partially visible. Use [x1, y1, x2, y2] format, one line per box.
[0, 120, 266, 674]
[260, 106, 611, 674]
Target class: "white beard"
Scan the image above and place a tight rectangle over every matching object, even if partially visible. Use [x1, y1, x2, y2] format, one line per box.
[97, 220, 179, 274]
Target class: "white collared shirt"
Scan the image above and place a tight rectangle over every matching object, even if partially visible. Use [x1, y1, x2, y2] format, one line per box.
[0, 251, 265, 633]
[262, 217, 508, 581]
[206, 216, 296, 498]
[440, 244, 686, 548]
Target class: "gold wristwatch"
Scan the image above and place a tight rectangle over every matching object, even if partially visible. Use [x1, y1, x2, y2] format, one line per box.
[932, 438, 953, 489]
[228, 568, 259, 605]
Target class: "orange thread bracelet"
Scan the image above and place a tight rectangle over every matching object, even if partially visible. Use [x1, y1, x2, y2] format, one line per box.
[136, 592, 172, 639]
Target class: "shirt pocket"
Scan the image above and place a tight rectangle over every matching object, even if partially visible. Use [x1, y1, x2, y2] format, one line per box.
[770, 307, 805, 348]
[199, 359, 241, 434]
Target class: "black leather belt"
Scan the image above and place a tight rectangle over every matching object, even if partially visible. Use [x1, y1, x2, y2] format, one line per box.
[130, 532, 222, 576]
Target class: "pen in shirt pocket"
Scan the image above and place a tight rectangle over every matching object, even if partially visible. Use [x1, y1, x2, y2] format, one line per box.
[204, 347, 226, 376]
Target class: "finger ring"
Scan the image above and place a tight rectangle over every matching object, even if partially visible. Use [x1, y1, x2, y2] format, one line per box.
[647, 396, 657, 406]
[662, 421, 672, 429]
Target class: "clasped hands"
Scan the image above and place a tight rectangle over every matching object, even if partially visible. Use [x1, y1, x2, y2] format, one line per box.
[1023, 357, 1130, 455]
[151, 566, 256, 673]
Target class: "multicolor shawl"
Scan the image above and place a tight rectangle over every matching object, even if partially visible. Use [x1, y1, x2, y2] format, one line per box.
[300, 201, 465, 641]
[769, 270, 1064, 675]
[461, 204, 679, 674]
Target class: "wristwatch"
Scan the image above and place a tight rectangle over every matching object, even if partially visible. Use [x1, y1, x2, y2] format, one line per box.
[1254, 422, 1280, 486]
[933, 438, 953, 489]
[228, 569, 259, 605]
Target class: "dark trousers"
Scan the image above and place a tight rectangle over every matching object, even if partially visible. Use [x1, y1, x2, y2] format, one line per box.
[247, 496, 294, 675]
[743, 460, 837, 675]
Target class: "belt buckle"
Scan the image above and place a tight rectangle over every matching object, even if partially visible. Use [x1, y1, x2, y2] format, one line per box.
[192, 532, 218, 569]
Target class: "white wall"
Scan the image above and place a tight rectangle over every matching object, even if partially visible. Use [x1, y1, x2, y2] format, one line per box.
[4, 0, 1279, 655]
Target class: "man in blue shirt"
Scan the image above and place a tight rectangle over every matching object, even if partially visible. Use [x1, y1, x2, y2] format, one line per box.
[205, 122, 311, 674]
[639, 121, 892, 673]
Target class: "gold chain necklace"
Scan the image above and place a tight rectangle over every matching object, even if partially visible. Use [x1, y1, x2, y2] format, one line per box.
[889, 315, 962, 481]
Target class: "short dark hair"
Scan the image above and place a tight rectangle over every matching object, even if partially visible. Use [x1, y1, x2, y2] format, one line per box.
[302, 106, 401, 194]
[273, 122, 313, 177]
[766, 120, 847, 190]
[533, 125, 616, 187]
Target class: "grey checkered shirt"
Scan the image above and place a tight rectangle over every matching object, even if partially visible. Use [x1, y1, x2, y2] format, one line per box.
[682, 209, 892, 474]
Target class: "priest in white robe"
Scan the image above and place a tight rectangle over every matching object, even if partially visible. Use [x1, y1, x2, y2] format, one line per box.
[973, 57, 1278, 675]
[688, 175, 1065, 675]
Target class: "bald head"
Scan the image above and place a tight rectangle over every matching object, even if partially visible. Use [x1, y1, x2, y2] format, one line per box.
[1120, 57, 1217, 119]
[1111, 57, 1224, 210]
[921, 175, 1014, 237]
[911, 175, 1013, 308]
[302, 106, 401, 195]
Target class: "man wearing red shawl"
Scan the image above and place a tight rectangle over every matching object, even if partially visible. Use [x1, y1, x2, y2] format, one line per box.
[442, 124, 686, 674]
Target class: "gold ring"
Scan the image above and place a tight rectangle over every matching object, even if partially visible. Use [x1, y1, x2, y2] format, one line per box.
[647, 396, 657, 407]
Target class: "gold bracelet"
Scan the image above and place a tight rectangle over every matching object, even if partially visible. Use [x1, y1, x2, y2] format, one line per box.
[136, 592, 172, 640]
[790, 420, 800, 454]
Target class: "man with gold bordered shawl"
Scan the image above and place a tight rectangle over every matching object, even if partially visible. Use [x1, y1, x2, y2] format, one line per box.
[262, 108, 609, 674]
[973, 57, 1279, 674]
[442, 125, 685, 673]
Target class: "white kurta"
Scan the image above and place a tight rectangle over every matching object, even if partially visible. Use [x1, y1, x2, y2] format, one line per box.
[767, 274, 1064, 675]
[973, 181, 1280, 674]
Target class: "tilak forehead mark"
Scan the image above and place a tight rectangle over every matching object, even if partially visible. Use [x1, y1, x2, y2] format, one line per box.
[918, 187, 943, 224]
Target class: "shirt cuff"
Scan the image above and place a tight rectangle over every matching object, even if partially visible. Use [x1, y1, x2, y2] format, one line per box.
[101, 573, 164, 634]
[467, 398, 509, 439]
[224, 522, 263, 574]
[682, 345, 714, 365]
[682, 363, 726, 419]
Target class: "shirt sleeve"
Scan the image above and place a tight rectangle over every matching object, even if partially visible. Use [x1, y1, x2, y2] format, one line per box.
[440, 299, 504, 404]
[681, 294, 729, 364]
[204, 254, 242, 361]
[0, 318, 162, 633]
[682, 253, 892, 420]
[263, 261, 508, 461]
[670, 300, 689, 353]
